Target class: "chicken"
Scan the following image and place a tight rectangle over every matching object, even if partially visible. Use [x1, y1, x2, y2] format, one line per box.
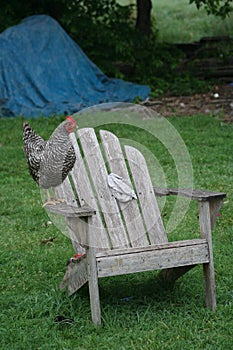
[23, 116, 77, 205]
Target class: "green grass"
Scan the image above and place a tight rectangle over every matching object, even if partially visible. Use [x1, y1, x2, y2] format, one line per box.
[153, 0, 233, 43]
[0, 115, 233, 349]
[119, 0, 233, 42]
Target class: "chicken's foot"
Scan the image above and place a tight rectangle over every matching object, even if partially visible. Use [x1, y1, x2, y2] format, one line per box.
[42, 189, 66, 207]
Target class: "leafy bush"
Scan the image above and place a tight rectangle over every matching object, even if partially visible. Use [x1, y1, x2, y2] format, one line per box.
[190, 0, 233, 18]
[61, 0, 136, 74]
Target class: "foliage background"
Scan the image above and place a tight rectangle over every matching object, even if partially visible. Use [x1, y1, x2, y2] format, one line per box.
[0, 0, 232, 97]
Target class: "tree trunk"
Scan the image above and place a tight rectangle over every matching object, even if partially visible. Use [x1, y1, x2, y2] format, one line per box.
[136, 0, 152, 36]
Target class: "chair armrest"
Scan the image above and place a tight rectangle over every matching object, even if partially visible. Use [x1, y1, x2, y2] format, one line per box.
[45, 202, 96, 217]
[153, 187, 226, 201]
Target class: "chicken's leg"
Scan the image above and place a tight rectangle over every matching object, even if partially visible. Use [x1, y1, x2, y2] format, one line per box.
[42, 189, 66, 207]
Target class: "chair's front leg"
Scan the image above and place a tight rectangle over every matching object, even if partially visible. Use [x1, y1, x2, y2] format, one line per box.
[198, 200, 217, 310]
[86, 222, 101, 326]
[209, 198, 224, 231]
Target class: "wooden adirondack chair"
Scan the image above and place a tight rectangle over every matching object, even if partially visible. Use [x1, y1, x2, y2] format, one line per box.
[46, 127, 226, 326]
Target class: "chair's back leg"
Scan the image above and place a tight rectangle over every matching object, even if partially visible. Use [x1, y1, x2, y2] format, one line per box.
[199, 201, 216, 310]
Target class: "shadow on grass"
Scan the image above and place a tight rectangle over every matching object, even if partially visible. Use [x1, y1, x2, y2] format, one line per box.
[71, 268, 204, 322]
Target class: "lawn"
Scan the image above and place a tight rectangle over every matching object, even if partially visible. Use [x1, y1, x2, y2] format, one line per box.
[0, 114, 232, 349]
[152, 0, 233, 43]
[119, 0, 233, 42]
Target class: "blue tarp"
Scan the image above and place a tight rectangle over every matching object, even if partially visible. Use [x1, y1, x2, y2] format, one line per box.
[0, 15, 150, 118]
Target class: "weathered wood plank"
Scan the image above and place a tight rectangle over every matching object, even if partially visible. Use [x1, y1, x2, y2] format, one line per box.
[154, 187, 226, 201]
[60, 256, 88, 296]
[96, 238, 207, 257]
[86, 224, 101, 326]
[97, 241, 209, 278]
[209, 198, 224, 231]
[70, 132, 110, 249]
[65, 217, 88, 253]
[52, 178, 87, 253]
[77, 128, 129, 249]
[55, 176, 77, 205]
[125, 145, 167, 244]
[199, 201, 216, 310]
[45, 202, 95, 217]
[100, 129, 149, 247]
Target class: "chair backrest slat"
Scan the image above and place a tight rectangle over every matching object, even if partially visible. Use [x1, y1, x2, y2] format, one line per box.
[77, 128, 130, 249]
[69, 132, 111, 250]
[125, 145, 168, 244]
[100, 129, 149, 247]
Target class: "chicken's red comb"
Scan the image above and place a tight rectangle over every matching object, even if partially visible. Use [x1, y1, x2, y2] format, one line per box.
[66, 115, 76, 123]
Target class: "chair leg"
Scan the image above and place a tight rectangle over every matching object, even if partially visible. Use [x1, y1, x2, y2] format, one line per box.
[159, 265, 196, 283]
[199, 201, 216, 309]
[86, 246, 101, 325]
[203, 262, 216, 310]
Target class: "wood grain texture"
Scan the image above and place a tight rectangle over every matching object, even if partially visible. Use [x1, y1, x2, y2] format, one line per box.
[55, 176, 77, 206]
[69, 131, 110, 249]
[97, 240, 209, 278]
[86, 225, 101, 326]
[100, 129, 149, 247]
[96, 238, 207, 257]
[125, 145, 167, 244]
[77, 128, 129, 249]
[60, 256, 88, 296]
[209, 198, 224, 230]
[48, 180, 90, 253]
[45, 202, 95, 217]
[154, 187, 226, 201]
[199, 201, 216, 309]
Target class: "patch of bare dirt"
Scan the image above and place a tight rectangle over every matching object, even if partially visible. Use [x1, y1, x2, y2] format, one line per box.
[145, 85, 233, 123]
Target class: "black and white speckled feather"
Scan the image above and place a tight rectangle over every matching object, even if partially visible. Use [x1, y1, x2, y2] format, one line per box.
[23, 119, 76, 190]
[23, 123, 47, 183]
[38, 121, 76, 189]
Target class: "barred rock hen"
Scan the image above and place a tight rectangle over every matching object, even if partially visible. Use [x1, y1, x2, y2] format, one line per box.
[23, 116, 77, 205]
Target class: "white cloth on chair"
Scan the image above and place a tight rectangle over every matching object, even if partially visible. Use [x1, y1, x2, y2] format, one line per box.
[107, 173, 137, 203]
